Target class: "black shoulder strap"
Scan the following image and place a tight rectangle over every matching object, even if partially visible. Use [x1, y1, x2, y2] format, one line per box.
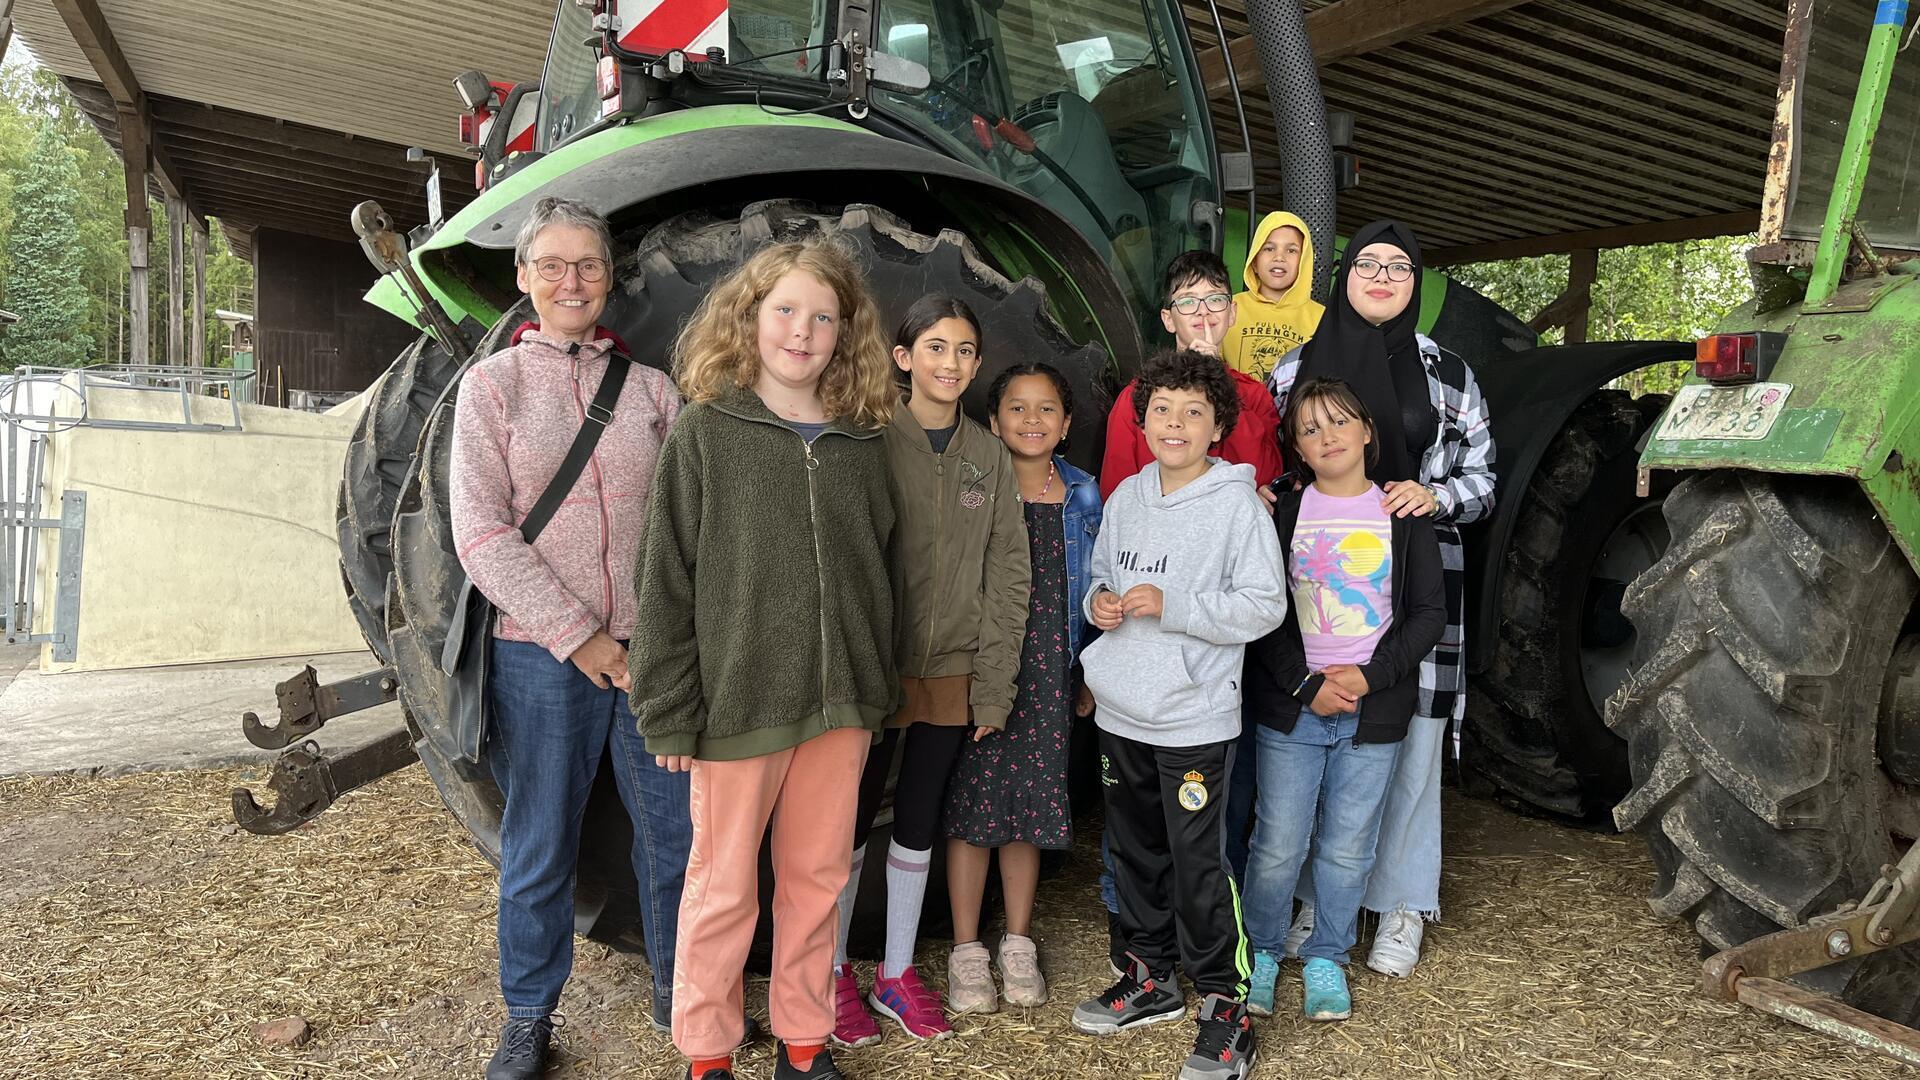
[519, 345, 632, 543]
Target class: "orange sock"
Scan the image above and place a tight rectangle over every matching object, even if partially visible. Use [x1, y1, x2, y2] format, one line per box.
[785, 1042, 824, 1070]
[689, 1055, 732, 1078]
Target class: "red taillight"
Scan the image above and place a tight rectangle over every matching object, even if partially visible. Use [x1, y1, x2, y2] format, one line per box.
[598, 55, 620, 99]
[458, 114, 477, 147]
[1695, 332, 1788, 384]
[475, 160, 488, 191]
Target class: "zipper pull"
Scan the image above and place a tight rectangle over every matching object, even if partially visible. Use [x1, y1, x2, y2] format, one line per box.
[803, 440, 819, 470]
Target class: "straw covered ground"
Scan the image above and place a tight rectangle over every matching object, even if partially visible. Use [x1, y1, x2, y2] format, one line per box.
[0, 764, 1908, 1079]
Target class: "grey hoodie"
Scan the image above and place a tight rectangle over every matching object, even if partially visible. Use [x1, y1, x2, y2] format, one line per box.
[1080, 460, 1288, 747]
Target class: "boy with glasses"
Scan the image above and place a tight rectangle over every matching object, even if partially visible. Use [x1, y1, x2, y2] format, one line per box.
[1099, 251, 1284, 501]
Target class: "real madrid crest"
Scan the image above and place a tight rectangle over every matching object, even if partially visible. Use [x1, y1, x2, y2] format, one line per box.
[1177, 770, 1208, 812]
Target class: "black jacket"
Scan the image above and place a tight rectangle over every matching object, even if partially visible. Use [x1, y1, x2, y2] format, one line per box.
[1243, 488, 1447, 744]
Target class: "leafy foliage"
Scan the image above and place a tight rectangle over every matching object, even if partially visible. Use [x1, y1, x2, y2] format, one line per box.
[0, 118, 92, 367]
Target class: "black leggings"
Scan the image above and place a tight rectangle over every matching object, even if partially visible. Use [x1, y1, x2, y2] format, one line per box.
[851, 723, 970, 853]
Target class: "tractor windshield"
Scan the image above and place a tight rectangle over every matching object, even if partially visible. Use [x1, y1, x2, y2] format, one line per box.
[1784, 0, 1920, 252]
[870, 0, 1216, 325]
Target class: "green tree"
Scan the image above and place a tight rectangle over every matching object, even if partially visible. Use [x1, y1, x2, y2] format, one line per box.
[0, 119, 93, 367]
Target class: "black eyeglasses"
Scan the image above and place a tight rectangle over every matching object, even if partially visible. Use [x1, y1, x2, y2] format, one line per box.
[1352, 258, 1415, 283]
[1167, 293, 1232, 314]
[528, 256, 610, 283]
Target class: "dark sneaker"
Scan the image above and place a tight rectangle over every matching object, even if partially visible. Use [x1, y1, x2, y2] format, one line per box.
[1071, 952, 1185, 1035]
[1107, 910, 1129, 978]
[486, 1014, 558, 1080]
[773, 1042, 846, 1079]
[1180, 995, 1256, 1080]
[687, 1067, 736, 1080]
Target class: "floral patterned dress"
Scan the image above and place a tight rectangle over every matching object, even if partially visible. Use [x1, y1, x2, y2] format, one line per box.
[943, 501, 1073, 850]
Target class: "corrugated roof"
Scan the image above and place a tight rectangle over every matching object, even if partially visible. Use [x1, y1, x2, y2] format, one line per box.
[10, 0, 1786, 256]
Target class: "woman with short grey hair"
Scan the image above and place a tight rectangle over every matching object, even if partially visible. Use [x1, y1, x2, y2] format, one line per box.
[450, 196, 690, 1079]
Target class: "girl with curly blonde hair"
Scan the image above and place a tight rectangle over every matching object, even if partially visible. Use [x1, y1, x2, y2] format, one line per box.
[630, 233, 901, 1080]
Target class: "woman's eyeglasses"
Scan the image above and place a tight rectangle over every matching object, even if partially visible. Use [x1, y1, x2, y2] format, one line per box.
[1168, 293, 1232, 314]
[1351, 258, 1415, 283]
[529, 256, 610, 283]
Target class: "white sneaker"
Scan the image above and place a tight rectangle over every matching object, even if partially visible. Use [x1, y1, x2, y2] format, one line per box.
[947, 941, 999, 1014]
[1283, 903, 1315, 960]
[1367, 909, 1424, 978]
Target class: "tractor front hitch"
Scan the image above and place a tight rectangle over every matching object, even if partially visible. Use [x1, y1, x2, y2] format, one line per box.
[231, 728, 419, 835]
[1701, 843, 1920, 1065]
[241, 664, 399, 750]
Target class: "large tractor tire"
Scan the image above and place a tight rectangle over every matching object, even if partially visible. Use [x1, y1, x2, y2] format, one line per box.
[337, 333, 463, 660]
[386, 199, 1113, 949]
[1464, 391, 1672, 819]
[1605, 472, 1917, 994]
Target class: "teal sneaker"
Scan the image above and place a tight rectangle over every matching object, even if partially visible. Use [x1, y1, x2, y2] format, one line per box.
[1246, 951, 1280, 1017]
[1301, 958, 1351, 1022]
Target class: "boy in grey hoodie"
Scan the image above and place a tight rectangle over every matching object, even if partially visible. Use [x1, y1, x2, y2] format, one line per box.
[1069, 351, 1287, 1080]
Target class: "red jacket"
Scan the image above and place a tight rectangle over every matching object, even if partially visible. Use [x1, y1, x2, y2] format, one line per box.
[1099, 368, 1284, 500]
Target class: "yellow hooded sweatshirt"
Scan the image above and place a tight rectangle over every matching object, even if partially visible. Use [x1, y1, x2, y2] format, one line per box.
[1224, 211, 1326, 384]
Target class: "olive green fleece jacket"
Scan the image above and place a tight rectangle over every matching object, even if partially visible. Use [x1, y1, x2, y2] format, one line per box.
[629, 390, 899, 760]
[885, 406, 1031, 730]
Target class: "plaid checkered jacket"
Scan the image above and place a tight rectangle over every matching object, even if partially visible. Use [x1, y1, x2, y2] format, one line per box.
[1267, 333, 1497, 721]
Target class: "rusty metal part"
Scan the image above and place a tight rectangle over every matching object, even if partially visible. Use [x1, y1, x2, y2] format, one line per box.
[231, 728, 418, 835]
[350, 200, 473, 359]
[1758, 0, 1815, 247]
[1729, 977, 1920, 1066]
[241, 665, 398, 750]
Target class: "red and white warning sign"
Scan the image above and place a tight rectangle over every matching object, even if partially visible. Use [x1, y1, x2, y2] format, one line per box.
[618, 0, 729, 59]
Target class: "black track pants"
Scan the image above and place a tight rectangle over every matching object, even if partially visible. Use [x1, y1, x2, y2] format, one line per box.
[1100, 729, 1250, 1000]
[851, 723, 970, 853]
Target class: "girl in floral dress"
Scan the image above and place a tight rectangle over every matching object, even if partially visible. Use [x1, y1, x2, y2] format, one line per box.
[941, 362, 1101, 1011]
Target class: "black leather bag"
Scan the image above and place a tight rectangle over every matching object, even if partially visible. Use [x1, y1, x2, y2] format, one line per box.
[432, 347, 632, 768]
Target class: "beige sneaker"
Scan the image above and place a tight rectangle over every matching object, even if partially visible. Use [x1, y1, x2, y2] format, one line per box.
[997, 933, 1048, 1007]
[947, 940, 998, 1014]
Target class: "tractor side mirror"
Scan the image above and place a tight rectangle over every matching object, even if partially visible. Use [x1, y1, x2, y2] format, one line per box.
[885, 23, 931, 72]
[868, 49, 931, 94]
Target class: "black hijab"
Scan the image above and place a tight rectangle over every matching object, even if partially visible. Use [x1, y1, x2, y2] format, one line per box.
[1293, 220, 1432, 485]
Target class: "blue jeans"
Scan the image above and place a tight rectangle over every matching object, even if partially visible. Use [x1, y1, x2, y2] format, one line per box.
[1242, 709, 1396, 965]
[489, 638, 692, 1020]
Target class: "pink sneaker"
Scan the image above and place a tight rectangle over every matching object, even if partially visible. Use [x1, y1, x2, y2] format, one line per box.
[831, 964, 881, 1048]
[869, 966, 953, 1040]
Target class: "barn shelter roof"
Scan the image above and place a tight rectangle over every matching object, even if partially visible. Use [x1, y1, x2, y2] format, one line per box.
[9, 0, 1783, 262]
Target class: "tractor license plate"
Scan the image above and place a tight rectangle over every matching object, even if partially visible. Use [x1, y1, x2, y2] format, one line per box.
[1654, 382, 1793, 441]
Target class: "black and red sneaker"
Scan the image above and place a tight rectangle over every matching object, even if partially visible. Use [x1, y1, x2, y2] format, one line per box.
[1180, 994, 1256, 1080]
[1071, 952, 1185, 1035]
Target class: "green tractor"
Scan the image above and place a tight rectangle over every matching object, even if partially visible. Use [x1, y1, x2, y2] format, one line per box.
[1600, 0, 1920, 1048]
[237, 0, 1682, 958]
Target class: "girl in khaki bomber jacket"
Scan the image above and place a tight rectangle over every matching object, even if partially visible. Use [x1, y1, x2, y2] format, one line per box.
[831, 296, 1031, 1046]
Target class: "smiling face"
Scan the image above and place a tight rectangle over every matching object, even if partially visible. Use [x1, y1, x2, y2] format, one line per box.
[990, 373, 1070, 461]
[1346, 241, 1416, 326]
[1252, 225, 1304, 300]
[1292, 394, 1372, 483]
[1143, 384, 1221, 478]
[892, 316, 982, 410]
[754, 269, 842, 399]
[1159, 275, 1236, 353]
[516, 224, 610, 343]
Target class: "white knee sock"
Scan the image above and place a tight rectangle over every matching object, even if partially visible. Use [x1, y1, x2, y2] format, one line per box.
[835, 843, 865, 968]
[882, 840, 931, 980]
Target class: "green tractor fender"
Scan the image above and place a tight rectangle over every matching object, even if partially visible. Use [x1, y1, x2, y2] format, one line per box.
[368, 105, 1144, 369]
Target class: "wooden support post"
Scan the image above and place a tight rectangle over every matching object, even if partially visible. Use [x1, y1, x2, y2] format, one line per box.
[191, 218, 208, 367]
[166, 195, 185, 366]
[1565, 248, 1598, 344]
[119, 105, 150, 367]
[191, 220, 208, 366]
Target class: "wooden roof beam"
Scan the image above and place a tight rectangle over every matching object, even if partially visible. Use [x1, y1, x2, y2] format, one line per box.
[1427, 211, 1759, 266]
[49, 0, 200, 223]
[1197, 0, 1533, 98]
[1, 0, 17, 65]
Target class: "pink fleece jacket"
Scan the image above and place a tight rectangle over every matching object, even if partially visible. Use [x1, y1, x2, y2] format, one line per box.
[449, 328, 681, 662]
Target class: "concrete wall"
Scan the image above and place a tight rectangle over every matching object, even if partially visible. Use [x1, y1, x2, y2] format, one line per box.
[254, 228, 419, 402]
[31, 375, 372, 673]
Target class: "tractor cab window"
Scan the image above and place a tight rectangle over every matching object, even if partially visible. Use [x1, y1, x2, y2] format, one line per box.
[1785, 0, 1919, 252]
[873, 0, 1216, 325]
[537, 0, 603, 150]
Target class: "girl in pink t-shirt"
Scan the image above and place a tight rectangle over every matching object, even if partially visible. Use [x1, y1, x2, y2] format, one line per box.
[1239, 376, 1448, 1022]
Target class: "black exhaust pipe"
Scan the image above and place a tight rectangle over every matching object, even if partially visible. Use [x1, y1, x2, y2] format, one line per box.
[1246, 0, 1336, 302]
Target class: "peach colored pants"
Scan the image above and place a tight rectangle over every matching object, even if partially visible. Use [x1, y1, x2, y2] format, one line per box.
[671, 726, 869, 1059]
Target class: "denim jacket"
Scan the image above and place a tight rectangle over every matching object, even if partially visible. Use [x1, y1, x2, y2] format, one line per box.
[1057, 456, 1102, 661]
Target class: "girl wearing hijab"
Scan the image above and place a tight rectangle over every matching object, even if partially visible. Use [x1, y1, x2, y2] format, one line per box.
[1263, 220, 1495, 979]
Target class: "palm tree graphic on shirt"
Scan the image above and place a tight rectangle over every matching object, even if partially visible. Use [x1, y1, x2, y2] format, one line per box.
[1293, 527, 1390, 635]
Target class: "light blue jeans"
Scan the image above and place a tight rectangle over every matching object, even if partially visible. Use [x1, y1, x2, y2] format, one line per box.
[1242, 709, 1397, 965]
